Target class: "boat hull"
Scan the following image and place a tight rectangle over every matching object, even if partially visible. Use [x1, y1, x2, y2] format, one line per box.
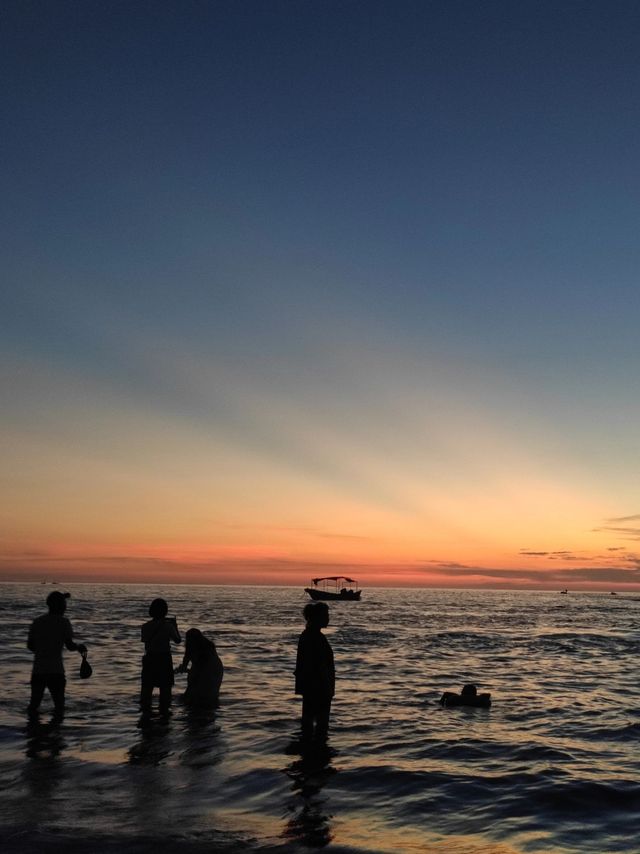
[305, 588, 361, 601]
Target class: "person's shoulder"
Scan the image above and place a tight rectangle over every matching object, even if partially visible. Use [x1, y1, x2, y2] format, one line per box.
[33, 612, 60, 626]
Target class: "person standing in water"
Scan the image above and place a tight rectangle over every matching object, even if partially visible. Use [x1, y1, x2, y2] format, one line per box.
[27, 591, 87, 721]
[140, 597, 181, 717]
[294, 602, 335, 742]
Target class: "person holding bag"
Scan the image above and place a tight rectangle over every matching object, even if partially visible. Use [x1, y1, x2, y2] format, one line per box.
[27, 591, 88, 721]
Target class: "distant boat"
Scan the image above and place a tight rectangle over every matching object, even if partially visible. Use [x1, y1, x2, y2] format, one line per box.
[305, 576, 362, 601]
[610, 591, 617, 595]
[560, 589, 568, 594]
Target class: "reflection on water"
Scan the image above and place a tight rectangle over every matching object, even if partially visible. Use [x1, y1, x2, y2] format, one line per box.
[181, 708, 223, 767]
[283, 740, 337, 848]
[25, 720, 66, 761]
[128, 716, 174, 766]
[1, 584, 639, 853]
[20, 724, 67, 834]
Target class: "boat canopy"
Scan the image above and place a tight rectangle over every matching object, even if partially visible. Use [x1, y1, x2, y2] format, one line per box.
[312, 576, 356, 585]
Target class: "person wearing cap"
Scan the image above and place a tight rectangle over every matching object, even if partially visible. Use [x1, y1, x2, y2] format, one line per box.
[27, 591, 87, 720]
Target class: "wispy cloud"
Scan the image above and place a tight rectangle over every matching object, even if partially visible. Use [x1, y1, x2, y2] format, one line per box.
[594, 525, 640, 541]
[606, 513, 640, 523]
[520, 548, 587, 561]
[413, 561, 640, 586]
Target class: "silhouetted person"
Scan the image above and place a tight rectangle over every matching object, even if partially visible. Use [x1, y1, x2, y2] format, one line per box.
[440, 683, 492, 708]
[295, 602, 335, 743]
[140, 598, 181, 716]
[27, 591, 87, 720]
[175, 628, 223, 708]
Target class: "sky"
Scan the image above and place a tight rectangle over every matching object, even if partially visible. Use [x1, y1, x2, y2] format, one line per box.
[2, 0, 640, 589]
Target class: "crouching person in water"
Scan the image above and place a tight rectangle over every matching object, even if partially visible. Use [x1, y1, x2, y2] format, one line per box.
[295, 602, 335, 743]
[27, 591, 87, 721]
[140, 598, 181, 717]
[176, 628, 223, 708]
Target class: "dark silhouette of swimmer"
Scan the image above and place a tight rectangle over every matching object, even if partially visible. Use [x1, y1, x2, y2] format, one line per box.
[295, 602, 335, 743]
[440, 683, 492, 708]
[140, 598, 181, 716]
[27, 591, 87, 720]
[175, 628, 223, 708]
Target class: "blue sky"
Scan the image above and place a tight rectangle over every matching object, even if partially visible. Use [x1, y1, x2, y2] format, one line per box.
[2, 1, 640, 585]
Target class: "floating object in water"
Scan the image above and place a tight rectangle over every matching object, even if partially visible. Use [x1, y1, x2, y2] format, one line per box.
[440, 684, 491, 708]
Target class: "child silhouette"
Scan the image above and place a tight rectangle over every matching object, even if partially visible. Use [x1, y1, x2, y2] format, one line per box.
[140, 598, 181, 716]
[295, 602, 335, 742]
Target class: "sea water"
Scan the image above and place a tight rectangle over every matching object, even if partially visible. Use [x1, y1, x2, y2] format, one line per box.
[1, 583, 639, 853]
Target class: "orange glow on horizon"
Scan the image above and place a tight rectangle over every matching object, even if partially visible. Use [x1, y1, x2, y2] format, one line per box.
[3, 356, 640, 591]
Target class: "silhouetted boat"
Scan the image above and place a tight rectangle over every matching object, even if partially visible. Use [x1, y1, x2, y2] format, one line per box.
[305, 576, 362, 601]
[560, 589, 568, 594]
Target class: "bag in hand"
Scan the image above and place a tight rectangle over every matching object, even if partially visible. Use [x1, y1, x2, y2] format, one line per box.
[80, 652, 93, 679]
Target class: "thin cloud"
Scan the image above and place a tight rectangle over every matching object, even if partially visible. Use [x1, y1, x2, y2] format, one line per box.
[594, 512, 640, 541]
[520, 548, 588, 561]
[594, 525, 640, 540]
[414, 561, 640, 586]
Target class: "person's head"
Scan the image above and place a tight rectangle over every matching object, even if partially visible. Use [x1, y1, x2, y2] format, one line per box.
[149, 597, 169, 619]
[461, 684, 477, 698]
[46, 591, 70, 614]
[185, 627, 215, 658]
[303, 601, 330, 629]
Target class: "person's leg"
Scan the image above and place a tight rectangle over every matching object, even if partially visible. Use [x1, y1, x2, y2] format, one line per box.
[28, 674, 46, 715]
[159, 683, 172, 715]
[140, 677, 154, 713]
[314, 697, 332, 742]
[301, 694, 316, 741]
[48, 675, 66, 720]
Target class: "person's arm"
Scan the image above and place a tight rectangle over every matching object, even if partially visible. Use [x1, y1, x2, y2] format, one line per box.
[63, 619, 87, 654]
[27, 621, 35, 652]
[169, 618, 181, 644]
[325, 637, 335, 698]
[295, 631, 312, 694]
[175, 649, 190, 673]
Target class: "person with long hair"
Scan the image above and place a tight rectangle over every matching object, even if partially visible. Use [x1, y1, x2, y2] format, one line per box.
[176, 628, 223, 708]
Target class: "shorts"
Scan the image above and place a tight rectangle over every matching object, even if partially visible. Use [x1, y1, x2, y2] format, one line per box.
[31, 673, 66, 692]
[141, 653, 174, 688]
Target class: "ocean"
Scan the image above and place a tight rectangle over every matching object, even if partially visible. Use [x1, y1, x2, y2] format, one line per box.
[1, 583, 639, 853]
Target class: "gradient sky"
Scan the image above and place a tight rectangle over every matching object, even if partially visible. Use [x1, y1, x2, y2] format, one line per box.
[2, 1, 640, 588]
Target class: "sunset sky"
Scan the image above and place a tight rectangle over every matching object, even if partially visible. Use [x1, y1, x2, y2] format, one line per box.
[2, 1, 640, 589]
